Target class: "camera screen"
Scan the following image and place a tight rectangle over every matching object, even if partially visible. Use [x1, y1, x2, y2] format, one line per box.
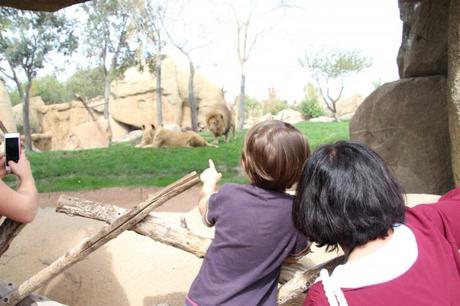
[5, 137, 19, 164]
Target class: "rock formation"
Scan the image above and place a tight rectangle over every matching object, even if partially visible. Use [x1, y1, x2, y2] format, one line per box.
[351, 0, 456, 194]
[8, 58, 227, 151]
[0, 81, 17, 134]
[351, 76, 452, 194]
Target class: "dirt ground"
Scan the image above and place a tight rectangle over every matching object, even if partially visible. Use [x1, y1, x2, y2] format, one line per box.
[18, 187, 438, 306]
[38, 185, 201, 212]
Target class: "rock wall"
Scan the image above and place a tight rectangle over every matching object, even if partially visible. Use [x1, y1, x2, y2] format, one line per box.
[350, 76, 453, 194]
[8, 57, 226, 151]
[397, 0, 449, 78]
[0, 81, 17, 133]
[111, 57, 226, 129]
[351, 0, 455, 193]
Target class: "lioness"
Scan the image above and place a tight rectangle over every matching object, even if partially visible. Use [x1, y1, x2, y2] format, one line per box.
[205, 104, 235, 144]
[136, 124, 215, 148]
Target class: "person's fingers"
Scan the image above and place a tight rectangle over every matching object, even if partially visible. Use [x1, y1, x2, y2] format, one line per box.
[208, 159, 216, 171]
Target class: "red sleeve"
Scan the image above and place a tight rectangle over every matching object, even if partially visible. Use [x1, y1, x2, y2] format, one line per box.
[304, 282, 328, 306]
[408, 186, 460, 248]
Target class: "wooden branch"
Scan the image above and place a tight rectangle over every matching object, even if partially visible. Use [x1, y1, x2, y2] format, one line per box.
[0, 121, 7, 134]
[0, 172, 199, 305]
[0, 279, 64, 306]
[0, 219, 25, 257]
[278, 255, 345, 305]
[56, 197, 211, 258]
[56, 195, 344, 304]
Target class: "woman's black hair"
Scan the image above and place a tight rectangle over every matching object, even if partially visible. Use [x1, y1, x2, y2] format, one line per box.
[293, 141, 405, 252]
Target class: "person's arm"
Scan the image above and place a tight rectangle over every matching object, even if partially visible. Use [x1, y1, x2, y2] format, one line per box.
[409, 186, 460, 248]
[0, 153, 38, 223]
[198, 159, 221, 223]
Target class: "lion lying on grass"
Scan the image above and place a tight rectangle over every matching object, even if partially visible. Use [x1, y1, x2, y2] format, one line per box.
[136, 124, 216, 148]
[205, 104, 236, 144]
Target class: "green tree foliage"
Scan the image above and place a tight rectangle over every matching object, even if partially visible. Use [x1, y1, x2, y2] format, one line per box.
[262, 97, 288, 115]
[7, 67, 105, 106]
[0, 8, 77, 150]
[31, 75, 71, 104]
[66, 66, 105, 100]
[244, 96, 262, 118]
[299, 49, 371, 121]
[297, 83, 324, 119]
[82, 0, 135, 120]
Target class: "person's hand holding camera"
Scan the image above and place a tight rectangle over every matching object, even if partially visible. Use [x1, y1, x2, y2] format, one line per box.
[0, 154, 7, 179]
[8, 153, 34, 182]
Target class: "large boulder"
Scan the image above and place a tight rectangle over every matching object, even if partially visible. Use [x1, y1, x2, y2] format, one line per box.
[13, 96, 48, 133]
[275, 109, 304, 125]
[397, 0, 449, 78]
[111, 58, 226, 129]
[0, 81, 17, 133]
[41, 101, 104, 150]
[350, 76, 453, 194]
[336, 94, 364, 116]
[64, 118, 110, 150]
[109, 93, 175, 129]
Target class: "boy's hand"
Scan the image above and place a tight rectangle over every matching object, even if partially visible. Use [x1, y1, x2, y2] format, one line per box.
[200, 159, 222, 184]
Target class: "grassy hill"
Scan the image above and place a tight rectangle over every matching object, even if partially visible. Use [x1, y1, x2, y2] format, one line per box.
[16, 121, 349, 192]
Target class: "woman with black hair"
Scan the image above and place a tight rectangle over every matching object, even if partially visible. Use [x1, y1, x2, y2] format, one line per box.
[293, 141, 460, 306]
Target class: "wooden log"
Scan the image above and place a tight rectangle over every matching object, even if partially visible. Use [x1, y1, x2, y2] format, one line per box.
[56, 196, 345, 304]
[56, 197, 211, 258]
[0, 172, 199, 305]
[0, 279, 65, 305]
[278, 255, 345, 305]
[0, 219, 25, 257]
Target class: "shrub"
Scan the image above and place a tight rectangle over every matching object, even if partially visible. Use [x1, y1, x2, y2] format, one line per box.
[297, 97, 324, 119]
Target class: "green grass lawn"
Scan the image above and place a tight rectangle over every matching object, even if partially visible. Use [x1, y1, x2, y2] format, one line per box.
[15, 121, 349, 192]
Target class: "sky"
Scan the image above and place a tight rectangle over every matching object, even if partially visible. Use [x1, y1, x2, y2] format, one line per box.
[161, 0, 403, 103]
[45, 0, 402, 104]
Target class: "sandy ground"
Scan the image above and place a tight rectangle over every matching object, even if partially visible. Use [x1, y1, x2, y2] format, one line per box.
[0, 187, 441, 306]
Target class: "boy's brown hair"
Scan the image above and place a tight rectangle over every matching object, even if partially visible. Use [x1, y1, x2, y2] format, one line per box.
[241, 120, 310, 191]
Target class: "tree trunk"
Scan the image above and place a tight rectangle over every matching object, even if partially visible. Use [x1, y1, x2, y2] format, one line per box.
[0, 219, 25, 257]
[103, 73, 113, 145]
[448, 0, 460, 185]
[278, 255, 345, 304]
[22, 82, 32, 152]
[103, 75, 110, 120]
[188, 60, 198, 131]
[57, 197, 211, 257]
[237, 73, 246, 130]
[156, 50, 163, 126]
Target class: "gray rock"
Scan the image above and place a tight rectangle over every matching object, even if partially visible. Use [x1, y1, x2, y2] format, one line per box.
[309, 116, 335, 123]
[350, 75, 453, 194]
[397, 0, 449, 78]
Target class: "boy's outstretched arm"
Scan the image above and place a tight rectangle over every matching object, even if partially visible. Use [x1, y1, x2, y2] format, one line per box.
[198, 159, 222, 219]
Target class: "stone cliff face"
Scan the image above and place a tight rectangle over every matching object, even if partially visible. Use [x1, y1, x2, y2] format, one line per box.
[351, 0, 455, 194]
[11, 58, 227, 150]
[0, 81, 17, 134]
